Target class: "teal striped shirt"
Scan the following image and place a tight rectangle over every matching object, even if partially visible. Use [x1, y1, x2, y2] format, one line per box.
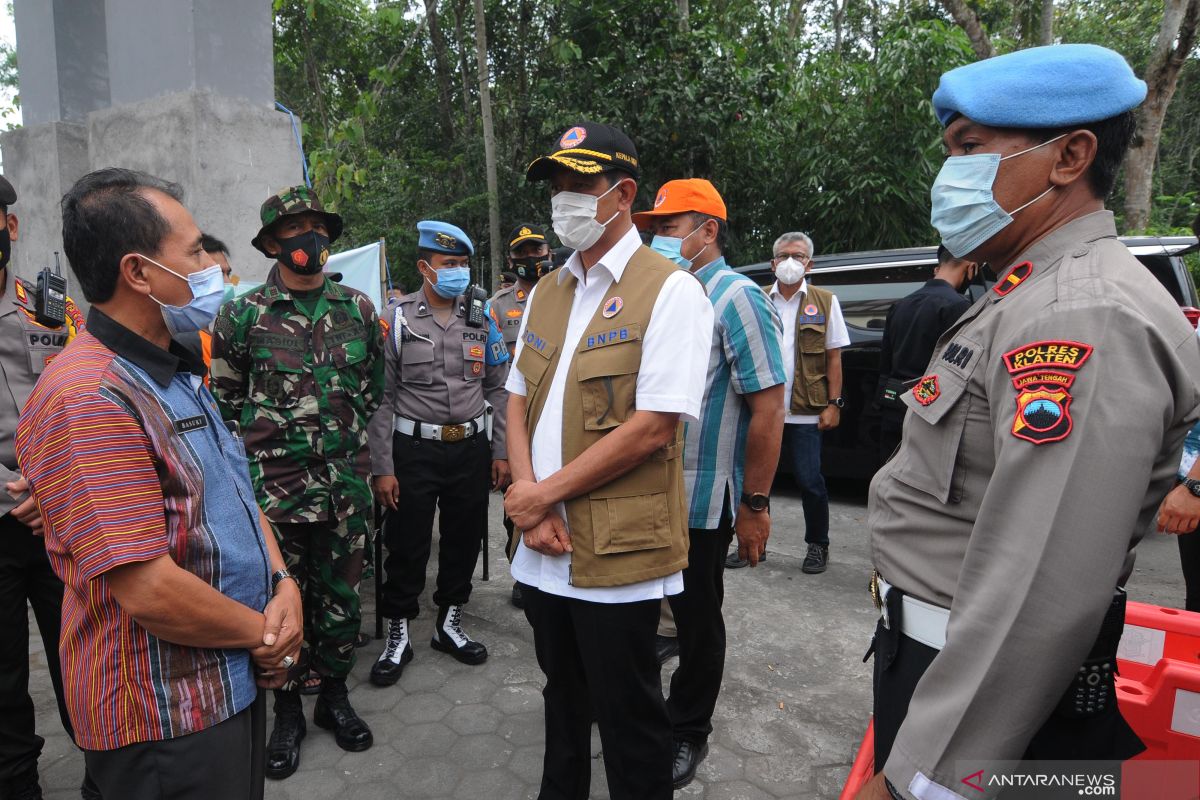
[683, 258, 786, 529]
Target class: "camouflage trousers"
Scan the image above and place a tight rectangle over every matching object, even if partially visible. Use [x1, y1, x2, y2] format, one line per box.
[271, 513, 369, 684]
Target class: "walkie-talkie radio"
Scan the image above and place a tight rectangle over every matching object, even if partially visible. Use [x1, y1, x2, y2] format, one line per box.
[35, 253, 67, 327]
[465, 284, 488, 328]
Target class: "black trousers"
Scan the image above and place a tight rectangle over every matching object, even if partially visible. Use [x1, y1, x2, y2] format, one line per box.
[85, 700, 261, 800]
[1178, 529, 1200, 612]
[871, 600, 1144, 775]
[379, 431, 490, 620]
[666, 499, 734, 746]
[522, 587, 673, 800]
[0, 512, 73, 785]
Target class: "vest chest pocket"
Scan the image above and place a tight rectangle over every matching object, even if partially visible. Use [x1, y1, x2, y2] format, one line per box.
[589, 458, 671, 554]
[798, 323, 826, 354]
[516, 338, 557, 390]
[400, 340, 435, 385]
[576, 336, 642, 432]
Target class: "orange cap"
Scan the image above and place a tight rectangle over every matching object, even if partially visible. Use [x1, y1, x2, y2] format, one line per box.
[632, 178, 727, 230]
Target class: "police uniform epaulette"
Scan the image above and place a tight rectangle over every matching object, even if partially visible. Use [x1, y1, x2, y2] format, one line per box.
[12, 277, 36, 311]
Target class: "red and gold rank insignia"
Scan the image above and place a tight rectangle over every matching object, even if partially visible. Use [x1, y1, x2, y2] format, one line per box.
[14, 280, 27, 305]
[379, 317, 391, 337]
[993, 261, 1033, 297]
[506, 308, 522, 318]
[469, 344, 484, 359]
[913, 375, 940, 406]
[1004, 339, 1093, 445]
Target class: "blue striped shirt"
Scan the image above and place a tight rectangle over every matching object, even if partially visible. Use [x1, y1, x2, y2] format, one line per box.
[683, 258, 786, 529]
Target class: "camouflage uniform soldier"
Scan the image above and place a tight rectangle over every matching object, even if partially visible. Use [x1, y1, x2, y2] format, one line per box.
[210, 186, 384, 780]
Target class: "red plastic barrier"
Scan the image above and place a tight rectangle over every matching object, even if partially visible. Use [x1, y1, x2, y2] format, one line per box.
[1118, 601, 1200, 683]
[838, 718, 874, 800]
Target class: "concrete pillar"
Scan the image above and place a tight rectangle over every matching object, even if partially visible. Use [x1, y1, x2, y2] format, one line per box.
[1, 0, 301, 297]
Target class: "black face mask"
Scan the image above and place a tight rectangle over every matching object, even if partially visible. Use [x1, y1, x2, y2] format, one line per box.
[510, 254, 550, 283]
[275, 230, 330, 275]
[0, 224, 12, 274]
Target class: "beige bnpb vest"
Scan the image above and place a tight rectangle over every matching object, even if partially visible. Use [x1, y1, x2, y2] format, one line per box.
[789, 284, 834, 415]
[511, 247, 689, 588]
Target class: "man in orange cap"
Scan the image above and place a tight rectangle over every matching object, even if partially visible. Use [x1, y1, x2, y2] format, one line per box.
[634, 179, 786, 787]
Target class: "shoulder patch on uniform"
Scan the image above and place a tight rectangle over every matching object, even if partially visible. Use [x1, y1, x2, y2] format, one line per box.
[1003, 341, 1093, 374]
[913, 375, 940, 406]
[993, 261, 1033, 297]
[1011, 371, 1075, 444]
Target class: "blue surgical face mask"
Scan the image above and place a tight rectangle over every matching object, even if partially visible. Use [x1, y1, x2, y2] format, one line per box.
[426, 262, 470, 299]
[222, 282, 236, 305]
[930, 133, 1066, 258]
[140, 254, 225, 337]
[650, 224, 707, 270]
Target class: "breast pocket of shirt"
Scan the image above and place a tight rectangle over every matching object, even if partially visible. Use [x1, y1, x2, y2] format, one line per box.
[250, 360, 304, 412]
[400, 340, 435, 385]
[889, 336, 982, 504]
[461, 341, 486, 381]
[575, 331, 643, 432]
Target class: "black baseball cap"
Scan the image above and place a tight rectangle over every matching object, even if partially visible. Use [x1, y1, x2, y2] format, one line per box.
[526, 121, 640, 182]
[508, 223, 548, 250]
[0, 175, 17, 207]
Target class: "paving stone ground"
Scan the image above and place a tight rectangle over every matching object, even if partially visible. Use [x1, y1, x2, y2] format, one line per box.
[27, 480, 1187, 799]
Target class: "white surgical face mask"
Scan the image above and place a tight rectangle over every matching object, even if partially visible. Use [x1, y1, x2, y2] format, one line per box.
[774, 256, 806, 285]
[550, 180, 624, 252]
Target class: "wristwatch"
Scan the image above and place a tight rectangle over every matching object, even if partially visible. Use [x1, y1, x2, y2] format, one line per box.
[1183, 478, 1200, 498]
[271, 569, 299, 594]
[829, 397, 845, 409]
[740, 492, 770, 512]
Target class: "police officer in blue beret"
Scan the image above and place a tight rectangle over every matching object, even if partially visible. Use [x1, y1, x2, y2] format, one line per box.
[366, 221, 509, 686]
[860, 44, 1200, 800]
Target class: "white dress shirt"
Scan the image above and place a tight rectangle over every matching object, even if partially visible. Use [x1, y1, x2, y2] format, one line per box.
[770, 279, 851, 426]
[506, 225, 714, 602]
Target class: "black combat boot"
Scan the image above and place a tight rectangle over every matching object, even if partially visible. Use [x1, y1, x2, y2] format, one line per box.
[265, 689, 306, 780]
[430, 604, 488, 665]
[313, 677, 373, 752]
[369, 617, 413, 687]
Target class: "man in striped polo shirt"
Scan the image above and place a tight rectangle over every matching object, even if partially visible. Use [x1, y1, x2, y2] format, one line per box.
[635, 179, 786, 788]
[16, 168, 303, 798]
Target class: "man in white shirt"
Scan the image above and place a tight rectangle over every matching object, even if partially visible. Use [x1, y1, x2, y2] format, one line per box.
[728, 232, 849, 574]
[502, 121, 714, 800]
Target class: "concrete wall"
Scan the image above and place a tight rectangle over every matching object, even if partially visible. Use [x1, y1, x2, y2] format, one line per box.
[87, 90, 302, 284]
[14, 0, 110, 126]
[105, 0, 275, 109]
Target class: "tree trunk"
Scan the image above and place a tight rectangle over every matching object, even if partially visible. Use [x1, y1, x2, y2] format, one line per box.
[787, 0, 807, 40]
[451, 0, 476, 126]
[1123, 0, 1200, 232]
[472, 0, 503, 290]
[939, 0, 995, 59]
[1039, 0, 1053, 45]
[677, 0, 689, 32]
[423, 0, 457, 144]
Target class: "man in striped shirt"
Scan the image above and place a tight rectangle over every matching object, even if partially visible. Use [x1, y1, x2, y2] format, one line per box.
[635, 179, 786, 788]
[16, 168, 302, 798]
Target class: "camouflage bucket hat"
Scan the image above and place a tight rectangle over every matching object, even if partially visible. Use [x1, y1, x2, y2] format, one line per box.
[251, 185, 344, 256]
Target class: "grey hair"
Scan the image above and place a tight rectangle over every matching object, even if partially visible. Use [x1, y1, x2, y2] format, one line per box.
[773, 231, 814, 258]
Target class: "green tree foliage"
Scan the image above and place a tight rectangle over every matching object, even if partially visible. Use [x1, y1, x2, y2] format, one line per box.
[273, 0, 1199, 287]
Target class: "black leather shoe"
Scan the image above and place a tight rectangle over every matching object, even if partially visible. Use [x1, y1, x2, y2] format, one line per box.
[314, 678, 373, 752]
[656, 634, 680, 665]
[265, 690, 306, 780]
[724, 549, 766, 569]
[510, 583, 525, 609]
[80, 772, 102, 800]
[370, 617, 413, 687]
[801, 544, 829, 574]
[672, 740, 709, 789]
[431, 605, 488, 664]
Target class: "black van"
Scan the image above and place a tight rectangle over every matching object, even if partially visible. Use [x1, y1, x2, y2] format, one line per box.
[737, 236, 1200, 480]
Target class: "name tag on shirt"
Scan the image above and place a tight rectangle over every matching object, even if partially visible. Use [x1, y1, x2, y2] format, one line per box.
[174, 415, 209, 434]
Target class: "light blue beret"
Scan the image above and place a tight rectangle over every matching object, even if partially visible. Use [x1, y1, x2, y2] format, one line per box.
[417, 220, 474, 256]
[933, 44, 1147, 128]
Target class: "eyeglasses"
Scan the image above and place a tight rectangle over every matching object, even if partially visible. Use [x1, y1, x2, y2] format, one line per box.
[773, 254, 810, 262]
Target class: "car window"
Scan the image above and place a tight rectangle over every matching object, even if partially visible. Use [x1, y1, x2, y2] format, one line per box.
[1137, 255, 1186, 305]
[810, 263, 937, 330]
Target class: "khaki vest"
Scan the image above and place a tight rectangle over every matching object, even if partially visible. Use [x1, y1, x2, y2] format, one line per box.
[789, 284, 835, 415]
[512, 246, 689, 588]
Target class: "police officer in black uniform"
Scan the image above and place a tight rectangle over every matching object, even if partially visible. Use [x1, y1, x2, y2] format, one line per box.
[0, 175, 97, 800]
[874, 245, 976, 462]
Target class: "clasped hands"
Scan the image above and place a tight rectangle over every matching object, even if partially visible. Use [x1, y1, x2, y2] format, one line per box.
[250, 578, 303, 689]
[505, 478, 572, 556]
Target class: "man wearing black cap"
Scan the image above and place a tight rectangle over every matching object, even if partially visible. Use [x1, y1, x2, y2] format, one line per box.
[503, 122, 714, 799]
[860, 44, 1200, 800]
[490, 222, 553, 610]
[211, 185, 384, 778]
[0, 175, 93, 800]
